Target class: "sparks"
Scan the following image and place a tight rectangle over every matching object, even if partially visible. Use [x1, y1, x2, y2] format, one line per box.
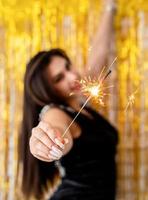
[79, 76, 114, 107]
[79, 77, 107, 106]
[79, 57, 117, 107]
[125, 88, 138, 112]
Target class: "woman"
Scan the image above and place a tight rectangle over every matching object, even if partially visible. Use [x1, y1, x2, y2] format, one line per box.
[19, 1, 118, 199]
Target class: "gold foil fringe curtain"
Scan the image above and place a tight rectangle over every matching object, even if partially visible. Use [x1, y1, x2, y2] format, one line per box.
[0, 0, 148, 199]
[114, 1, 148, 200]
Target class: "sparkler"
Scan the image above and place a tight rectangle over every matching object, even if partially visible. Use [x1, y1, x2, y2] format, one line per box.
[62, 57, 117, 138]
[79, 57, 116, 106]
[79, 76, 110, 107]
[124, 88, 138, 112]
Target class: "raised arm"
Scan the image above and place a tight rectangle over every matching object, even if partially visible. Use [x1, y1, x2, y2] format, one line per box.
[85, 0, 116, 77]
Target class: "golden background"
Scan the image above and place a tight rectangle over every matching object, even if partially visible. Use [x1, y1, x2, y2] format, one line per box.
[0, 0, 148, 199]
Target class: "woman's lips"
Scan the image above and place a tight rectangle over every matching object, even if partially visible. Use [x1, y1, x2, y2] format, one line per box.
[71, 82, 81, 91]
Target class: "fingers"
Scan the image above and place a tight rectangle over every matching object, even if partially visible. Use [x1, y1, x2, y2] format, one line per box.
[50, 146, 63, 158]
[32, 127, 54, 149]
[30, 136, 50, 156]
[33, 153, 56, 162]
[38, 121, 57, 142]
[30, 137, 63, 161]
[38, 121, 65, 149]
[29, 123, 69, 162]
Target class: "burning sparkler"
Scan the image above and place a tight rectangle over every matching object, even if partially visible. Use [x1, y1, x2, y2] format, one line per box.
[79, 57, 116, 106]
[80, 77, 107, 107]
[124, 88, 138, 112]
[62, 57, 117, 137]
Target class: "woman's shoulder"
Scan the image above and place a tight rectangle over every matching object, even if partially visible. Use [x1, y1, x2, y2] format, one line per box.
[39, 104, 69, 122]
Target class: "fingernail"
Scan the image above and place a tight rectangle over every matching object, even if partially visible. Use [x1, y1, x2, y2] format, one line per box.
[52, 146, 63, 156]
[55, 138, 65, 149]
[50, 150, 61, 158]
[64, 138, 69, 144]
[48, 154, 58, 160]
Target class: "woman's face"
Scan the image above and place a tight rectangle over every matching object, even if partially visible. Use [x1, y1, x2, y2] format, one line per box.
[46, 56, 80, 100]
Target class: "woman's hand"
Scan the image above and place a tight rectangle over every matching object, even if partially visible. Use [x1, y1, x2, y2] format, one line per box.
[103, 0, 116, 12]
[104, 0, 115, 4]
[29, 121, 68, 162]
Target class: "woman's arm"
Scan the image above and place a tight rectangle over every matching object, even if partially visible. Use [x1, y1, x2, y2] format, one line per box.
[85, 0, 116, 77]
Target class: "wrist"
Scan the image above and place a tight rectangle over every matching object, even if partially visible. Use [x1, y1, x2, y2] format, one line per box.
[104, 2, 117, 13]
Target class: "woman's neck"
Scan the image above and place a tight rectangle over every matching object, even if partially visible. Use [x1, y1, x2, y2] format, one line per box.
[66, 96, 82, 111]
[67, 95, 89, 111]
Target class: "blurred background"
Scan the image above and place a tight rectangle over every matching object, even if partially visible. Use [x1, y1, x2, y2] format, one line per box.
[0, 0, 148, 199]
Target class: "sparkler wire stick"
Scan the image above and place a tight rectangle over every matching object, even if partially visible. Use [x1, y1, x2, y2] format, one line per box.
[101, 70, 112, 82]
[100, 57, 117, 82]
[108, 57, 117, 71]
[98, 65, 106, 82]
[62, 96, 91, 138]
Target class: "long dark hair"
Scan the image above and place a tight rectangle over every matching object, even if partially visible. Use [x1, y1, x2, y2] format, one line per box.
[18, 48, 71, 199]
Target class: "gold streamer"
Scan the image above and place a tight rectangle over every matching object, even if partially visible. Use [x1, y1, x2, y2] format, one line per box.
[0, 0, 148, 199]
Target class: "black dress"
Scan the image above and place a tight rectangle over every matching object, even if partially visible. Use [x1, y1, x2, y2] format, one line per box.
[49, 104, 118, 200]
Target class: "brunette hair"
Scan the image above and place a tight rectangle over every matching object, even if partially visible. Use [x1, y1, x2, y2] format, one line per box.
[18, 48, 71, 199]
